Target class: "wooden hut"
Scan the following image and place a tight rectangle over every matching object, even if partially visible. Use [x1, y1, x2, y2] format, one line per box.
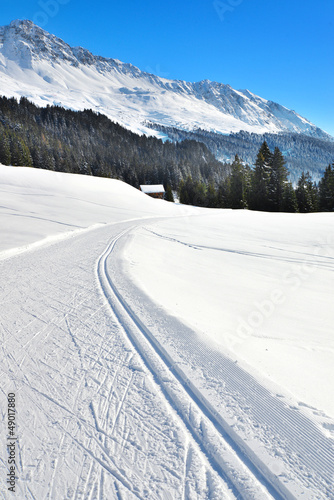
[140, 184, 165, 199]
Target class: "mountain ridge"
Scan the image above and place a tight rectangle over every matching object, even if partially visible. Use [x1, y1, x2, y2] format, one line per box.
[0, 19, 332, 141]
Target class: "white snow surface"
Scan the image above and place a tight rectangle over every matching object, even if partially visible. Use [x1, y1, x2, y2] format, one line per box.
[0, 19, 331, 140]
[0, 165, 191, 257]
[123, 212, 334, 418]
[1, 164, 334, 499]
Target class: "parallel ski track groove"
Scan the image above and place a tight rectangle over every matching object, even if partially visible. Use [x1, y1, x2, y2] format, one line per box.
[196, 345, 334, 471]
[96, 228, 294, 500]
[160, 324, 334, 494]
[207, 354, 334, 471]
[118, 227, 334, 498]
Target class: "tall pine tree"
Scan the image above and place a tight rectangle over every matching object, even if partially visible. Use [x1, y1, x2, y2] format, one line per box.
[295, 172, 318, 213]
[0, 129, 11, 165]
[165, 184, 175, 202]
[281, 182, 298, 212]
[249, 141, 272, 211]
[228, 154, 248, 209]
[318, 164, 334, 211]
[267, 147, 289, 211]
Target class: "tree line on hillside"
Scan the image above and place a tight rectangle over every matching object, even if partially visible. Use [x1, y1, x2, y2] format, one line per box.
[0, 96, 229, 188]
[179, 142, 334, 213]
[0, 96, 333, 213]
[147, 123, 334, 183]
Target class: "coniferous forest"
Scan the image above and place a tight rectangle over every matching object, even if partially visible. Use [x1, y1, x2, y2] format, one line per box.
[179, 145, 334, 213]
[0, 96, 228, 187]
[147, 122, 334, 184]
[0, 95, 333, 213]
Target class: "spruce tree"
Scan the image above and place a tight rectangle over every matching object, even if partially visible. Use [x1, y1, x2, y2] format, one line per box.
[281, 182, 298, 212]
[193, 181, 207, 207]
[229, 154, 248, 208]
[249, 141, 272, 211]
[295, 172, 318, 213]
[319, 164, 334, 211]
[268, 147, 288, 211]
[217, 180, 229, 208]
[179, 178, 190, 205]
[206, 182, 218, 208]
[9, 134, 33, 167]
[165, 184, 174, 202]
[0, 129, 11, 165]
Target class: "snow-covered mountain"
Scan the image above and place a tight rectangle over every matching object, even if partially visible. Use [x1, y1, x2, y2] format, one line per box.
[0, 19, 331, 141]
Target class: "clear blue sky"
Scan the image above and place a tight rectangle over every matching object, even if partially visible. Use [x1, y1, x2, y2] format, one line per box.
[1, 0, 334, 135]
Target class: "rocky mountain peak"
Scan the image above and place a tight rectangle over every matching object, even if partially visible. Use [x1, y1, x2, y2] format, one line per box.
[0, 20, 331, 141]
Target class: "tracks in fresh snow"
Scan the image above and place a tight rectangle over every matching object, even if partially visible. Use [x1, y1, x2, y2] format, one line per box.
[2, 216, 333, 498]
[112, 224, 334, 499]
[97, 227, 292, 500]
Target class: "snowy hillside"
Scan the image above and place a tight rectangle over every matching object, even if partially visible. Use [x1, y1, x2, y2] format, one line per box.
[1, 165, 334, 499]
[0, 19, 331, 140]
[0, 164, 194, 255]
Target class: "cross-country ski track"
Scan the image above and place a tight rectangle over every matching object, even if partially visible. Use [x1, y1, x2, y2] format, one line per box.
[1, 217, 334, 499]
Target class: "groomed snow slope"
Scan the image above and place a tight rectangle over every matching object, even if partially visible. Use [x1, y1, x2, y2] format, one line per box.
[0, 164, 195, 256]
[123, 212, 334, 420]
[1, 165, 334, 499]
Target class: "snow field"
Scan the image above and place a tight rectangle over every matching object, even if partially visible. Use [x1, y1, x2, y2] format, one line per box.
[0, 222, 236, 499]
[119, 212, 334, 497]
[0, 164, 194, 255]
[98, 227, 279, 499]
[122, 211, 334, 421]
[1, 165, 334, 498]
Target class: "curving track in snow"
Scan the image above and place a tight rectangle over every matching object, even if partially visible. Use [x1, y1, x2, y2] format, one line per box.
[104, 224, 334, 500]
[97, 227, 282, 500]
[1, 219, 334, 499]
[0, 221, 234, 499]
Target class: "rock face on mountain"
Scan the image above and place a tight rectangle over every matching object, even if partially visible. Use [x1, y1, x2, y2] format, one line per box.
[0, 19, 331, 141]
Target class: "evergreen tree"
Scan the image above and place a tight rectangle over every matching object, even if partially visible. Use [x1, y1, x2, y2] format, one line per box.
[193, 181, 207, 207]
[9, 134, 33, 167]
[249, 141, 272, 211]
[0, 129, 11, 165]
[318, 164, 334, 211]
[295, 172, 318, 213]
[39, 146, 56, 171]
[229, 154, 248, 208]
[179, 176, 208, 207]
[179, 178, 191, 205]
[165, 184, 174, 202]
[206, 182, 218, 208]
[268, 147, 289, 211]
[216, 180, 229, 208]
[281, 182, 298, 212]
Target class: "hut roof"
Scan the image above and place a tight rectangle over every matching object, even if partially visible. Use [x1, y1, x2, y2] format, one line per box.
[140, 184, 165, 194]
